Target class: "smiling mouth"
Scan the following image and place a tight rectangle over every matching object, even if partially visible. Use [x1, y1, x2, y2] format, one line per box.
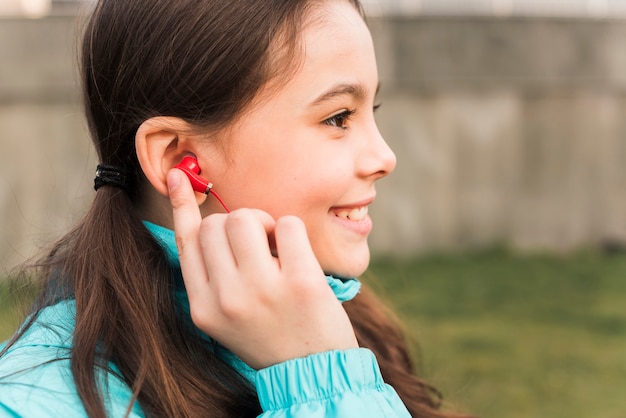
[331, 206, 369, 221]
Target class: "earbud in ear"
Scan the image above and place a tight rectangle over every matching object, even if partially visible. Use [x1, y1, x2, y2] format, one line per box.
[174, 155, 212, 194]
[174, 155, 231, 213]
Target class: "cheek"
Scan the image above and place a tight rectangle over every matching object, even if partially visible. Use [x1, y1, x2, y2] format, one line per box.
[267, 179, 335, 218]
[253, 152, 350, 215]
[226, 127, 353, 220]
[290, 166, 350, 213]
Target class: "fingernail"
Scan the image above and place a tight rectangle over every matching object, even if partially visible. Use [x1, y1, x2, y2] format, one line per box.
[167, 170, 180, 193]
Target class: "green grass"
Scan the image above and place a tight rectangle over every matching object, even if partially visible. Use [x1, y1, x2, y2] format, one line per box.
[365, 248, 626, 418]
[2, 249, 625, 417]
[0, 278, 36, 341]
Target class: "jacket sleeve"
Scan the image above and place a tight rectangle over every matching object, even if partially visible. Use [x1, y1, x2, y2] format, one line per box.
[255, 348, 411, 417]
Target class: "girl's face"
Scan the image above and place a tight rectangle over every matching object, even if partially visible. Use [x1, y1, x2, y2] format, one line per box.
[200, 0, 396, 278]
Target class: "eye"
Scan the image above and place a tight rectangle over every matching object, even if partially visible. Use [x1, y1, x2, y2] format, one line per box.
[323, 109, 356, 129]
[373, 103, 382, 112]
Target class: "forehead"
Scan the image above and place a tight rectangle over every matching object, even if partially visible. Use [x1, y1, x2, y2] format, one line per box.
[238, 0, 376, 120]
[309, 1, 364, 33]
[263, 1, 376, 102]
[293, 2, 376, 93]
[303, 1, 371, 60]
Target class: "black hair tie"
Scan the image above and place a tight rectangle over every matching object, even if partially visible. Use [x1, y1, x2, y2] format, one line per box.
[94, 164, 131, 193]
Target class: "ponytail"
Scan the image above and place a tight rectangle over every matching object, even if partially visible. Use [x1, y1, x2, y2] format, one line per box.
[7, 187, 260, 417]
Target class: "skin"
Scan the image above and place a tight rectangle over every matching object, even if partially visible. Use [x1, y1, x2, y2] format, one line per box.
[136, 0, 396, 369]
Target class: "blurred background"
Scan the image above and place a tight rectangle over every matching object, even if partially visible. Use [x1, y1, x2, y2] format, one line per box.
[1, 0, 625, 417]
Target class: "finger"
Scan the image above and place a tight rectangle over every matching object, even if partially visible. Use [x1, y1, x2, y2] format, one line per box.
[167, 168, 210, 295]
[198, 213, 238, 282]
[273, 216, 322, 276]
[224, 209, 277, 274]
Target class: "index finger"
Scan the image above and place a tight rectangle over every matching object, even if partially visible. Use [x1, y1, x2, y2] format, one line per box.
[273, 215, 322, 276]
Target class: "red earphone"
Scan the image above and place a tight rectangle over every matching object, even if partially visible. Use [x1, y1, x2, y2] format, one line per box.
[174, 155, 230, 213]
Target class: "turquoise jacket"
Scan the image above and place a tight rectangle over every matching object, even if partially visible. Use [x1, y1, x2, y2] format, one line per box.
[0, 222, 410, 417]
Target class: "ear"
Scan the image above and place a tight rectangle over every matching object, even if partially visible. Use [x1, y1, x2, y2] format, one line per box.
[135, 117, 205, 201]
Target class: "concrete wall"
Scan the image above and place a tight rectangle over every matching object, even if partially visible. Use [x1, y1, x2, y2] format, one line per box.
[368, 16, 626, 254]
[2, 15, 626, 272]
[0, 16, 94, 272]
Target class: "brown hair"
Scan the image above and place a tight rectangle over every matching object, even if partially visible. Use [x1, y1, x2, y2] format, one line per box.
[2, 0, 471, 417]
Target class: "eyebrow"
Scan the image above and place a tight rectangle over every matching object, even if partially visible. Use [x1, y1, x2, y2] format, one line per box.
[308, 82, 380, 108]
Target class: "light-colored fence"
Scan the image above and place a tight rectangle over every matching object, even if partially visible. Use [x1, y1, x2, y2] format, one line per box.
[361, 0, 626, 17]
[2, 15, 626, 272]
[368, 16, 626, 255]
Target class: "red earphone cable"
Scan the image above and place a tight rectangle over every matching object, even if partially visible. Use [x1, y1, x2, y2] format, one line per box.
[210, 189, 231, 213]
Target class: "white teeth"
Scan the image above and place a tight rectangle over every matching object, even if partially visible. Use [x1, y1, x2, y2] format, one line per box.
[348, 208, 361, 220]
[335, 206, 368, 221]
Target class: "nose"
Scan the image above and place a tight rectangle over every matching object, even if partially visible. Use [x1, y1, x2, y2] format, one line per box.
[357, 123, 397, 180]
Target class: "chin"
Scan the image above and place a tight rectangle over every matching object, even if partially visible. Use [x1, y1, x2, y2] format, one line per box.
[323, 251, 370, 279]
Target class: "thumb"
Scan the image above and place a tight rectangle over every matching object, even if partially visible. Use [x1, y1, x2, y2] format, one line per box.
[167, 168, 203, 258]
[167, 168, 201, 211]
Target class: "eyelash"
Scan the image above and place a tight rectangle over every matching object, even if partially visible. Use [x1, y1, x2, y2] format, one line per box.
[323, 109, 356, 129]
[323, 104, 382, 129]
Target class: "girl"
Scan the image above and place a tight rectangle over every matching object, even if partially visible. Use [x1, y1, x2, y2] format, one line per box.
[0, 0, 470, 417]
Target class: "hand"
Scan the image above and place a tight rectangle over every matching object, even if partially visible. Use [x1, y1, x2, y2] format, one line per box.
[167, 169, 358, 369]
